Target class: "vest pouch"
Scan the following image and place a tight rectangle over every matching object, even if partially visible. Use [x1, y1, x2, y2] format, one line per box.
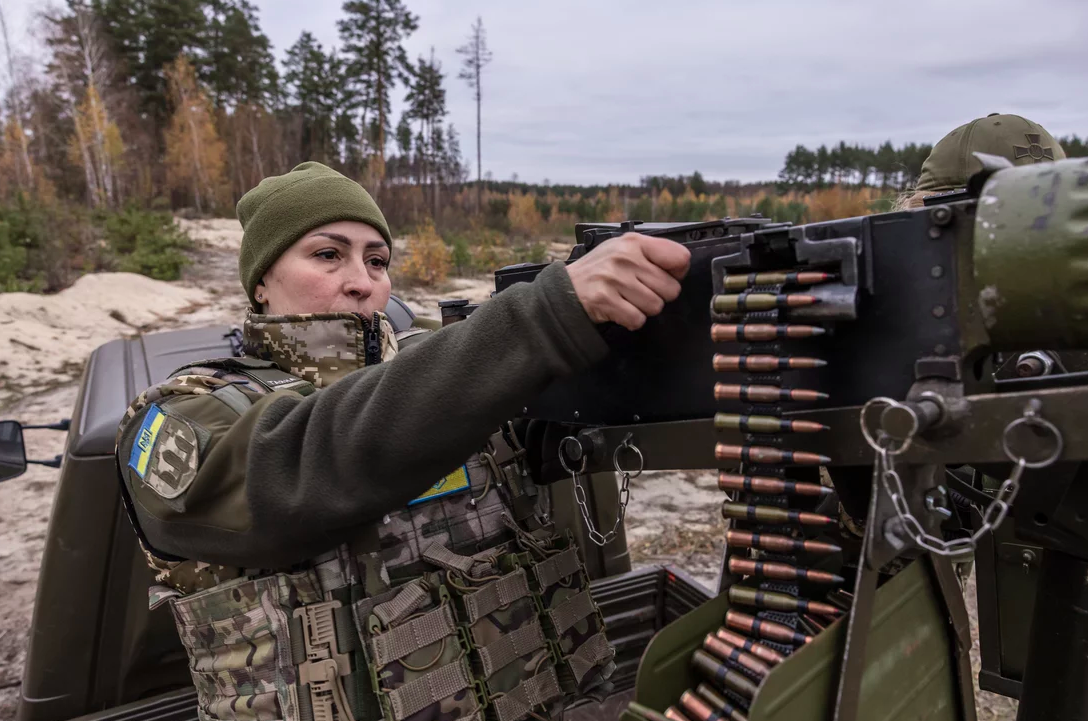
[527, 535, 616, 697]
[171, 574, 309, 721]
[355, 575, 483, 721]
[447, 554, 566, 721]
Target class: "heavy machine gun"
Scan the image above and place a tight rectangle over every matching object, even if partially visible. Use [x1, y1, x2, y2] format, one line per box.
[493, 154, 1088, 721]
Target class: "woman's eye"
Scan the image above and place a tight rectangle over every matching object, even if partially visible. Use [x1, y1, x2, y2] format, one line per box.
[368, 257, 389, 269]
[315, 249, 338, 261]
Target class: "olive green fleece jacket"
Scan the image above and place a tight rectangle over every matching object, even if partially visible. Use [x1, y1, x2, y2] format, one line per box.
[118, 263, 607, 568]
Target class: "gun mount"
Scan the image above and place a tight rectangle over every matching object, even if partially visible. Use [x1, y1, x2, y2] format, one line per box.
[497, 156, 1088, 721]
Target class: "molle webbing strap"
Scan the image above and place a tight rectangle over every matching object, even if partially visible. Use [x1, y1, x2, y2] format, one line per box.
[209, 383, 254, 416]
[491, 666, 564, 721]
[372, 581, 428, 628]
[368, 603, 457, 667]
[422, 542, 474, 574]
[548, 590, 596, 637]
[566, 630, 614, 684]
[333, 604, 359, 653]
[532, 548, 581, 590]
[239, 366, 316, 396]
[478, 621, 547, 678]
[314, 555, 348, 594]
[463, 569, 531, 624]
[386, 657, 474, 721]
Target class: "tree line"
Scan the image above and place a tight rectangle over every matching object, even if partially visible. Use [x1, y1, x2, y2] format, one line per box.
[0, 0, 492, 221]
[778, 135, 1088, 192]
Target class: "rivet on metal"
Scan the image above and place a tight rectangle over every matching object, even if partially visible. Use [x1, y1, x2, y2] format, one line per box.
[930, 205, 953, 226]
[932, 305, 947, 318]
[930, 265, 944, 279]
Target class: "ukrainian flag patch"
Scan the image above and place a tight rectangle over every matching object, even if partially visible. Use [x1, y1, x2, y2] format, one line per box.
[409, 464, 471, 506]
[128, 404, 165, 479]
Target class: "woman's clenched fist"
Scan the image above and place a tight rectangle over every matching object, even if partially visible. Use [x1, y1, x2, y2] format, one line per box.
[566, 233, 691, 330]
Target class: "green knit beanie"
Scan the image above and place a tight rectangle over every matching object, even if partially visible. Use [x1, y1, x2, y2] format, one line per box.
[237, 161, 392, 308]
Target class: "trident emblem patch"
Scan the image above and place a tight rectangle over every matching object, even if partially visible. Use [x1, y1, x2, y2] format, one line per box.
[1013, 133, 1055, 162]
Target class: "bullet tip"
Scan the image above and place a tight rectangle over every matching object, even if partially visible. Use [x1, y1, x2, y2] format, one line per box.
[812, 326, 827, 336]
[814, 359, 829, 368]
[816, 391, 830, 400]
[831, 574, 846, 585]
[818, 454, 832, 464]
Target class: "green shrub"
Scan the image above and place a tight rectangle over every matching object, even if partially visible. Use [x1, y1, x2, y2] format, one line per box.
[0, 220, 31, 291]
[100, 205, 192, 280]
[450, 235, 473, 275]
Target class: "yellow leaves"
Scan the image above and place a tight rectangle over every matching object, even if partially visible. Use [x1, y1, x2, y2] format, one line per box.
[507, 191, 542, 237]
[396, 219, 450, 287]
[163, 55, 229, 214]
[804, 186, 881, 223]
[67, 83, 125, 207]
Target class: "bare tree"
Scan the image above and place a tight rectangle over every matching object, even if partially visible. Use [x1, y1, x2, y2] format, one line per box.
[456, 16, 492, 215]
[0, 0, 34, 191]
[73, 7, 117, 206]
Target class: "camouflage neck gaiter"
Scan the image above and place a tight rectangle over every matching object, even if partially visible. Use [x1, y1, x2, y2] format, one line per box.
[242, 311, 398, 388]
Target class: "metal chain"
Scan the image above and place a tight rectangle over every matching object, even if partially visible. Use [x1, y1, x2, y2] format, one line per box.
[860, 397, 1062, 557]
[558, 433, 642, 547]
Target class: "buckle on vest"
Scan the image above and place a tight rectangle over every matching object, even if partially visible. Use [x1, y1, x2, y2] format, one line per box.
[294, 602, 356, 721]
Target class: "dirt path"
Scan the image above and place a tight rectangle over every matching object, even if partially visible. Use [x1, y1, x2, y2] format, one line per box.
[0, 219, 1017, 719]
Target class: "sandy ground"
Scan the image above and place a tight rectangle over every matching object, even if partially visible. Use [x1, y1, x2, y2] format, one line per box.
[0, 219, 1017, 719]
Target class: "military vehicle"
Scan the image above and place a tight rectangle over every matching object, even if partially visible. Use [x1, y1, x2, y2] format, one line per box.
[5, 154, 1088, 721]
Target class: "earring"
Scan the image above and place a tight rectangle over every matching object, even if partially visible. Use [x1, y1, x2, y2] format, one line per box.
[256, 293, 264, 301]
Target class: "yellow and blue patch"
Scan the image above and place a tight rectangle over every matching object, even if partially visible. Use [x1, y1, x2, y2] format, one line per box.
[128, 404, 165, 479]
[409, 464, 471, 506]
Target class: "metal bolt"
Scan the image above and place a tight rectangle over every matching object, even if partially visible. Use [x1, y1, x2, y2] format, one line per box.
[522, 407, 528, 414]
[883, 517, 907, 552]
[928, 226, 942, 239]
[1021, 549, 1037, 565]
[934, 344, 948, 355]
[925, 486, 953, 519]
[930, 265, 944, 279]
[932, 305, 947, 318]
[573, 411, 580, 420]
[930, 205, 953, 226]
[633, 415, 640, 422]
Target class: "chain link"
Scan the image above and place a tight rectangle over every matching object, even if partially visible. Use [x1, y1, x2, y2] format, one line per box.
[861, 397, 1061, 558]
[559, 433, 642, 547]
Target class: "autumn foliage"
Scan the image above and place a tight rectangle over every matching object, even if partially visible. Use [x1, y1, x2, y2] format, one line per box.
[396, 220, 451, 287]
[163, 56, 229, 214]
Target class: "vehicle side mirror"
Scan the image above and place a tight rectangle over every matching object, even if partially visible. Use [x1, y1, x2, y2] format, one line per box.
[0, 420, 27, 482]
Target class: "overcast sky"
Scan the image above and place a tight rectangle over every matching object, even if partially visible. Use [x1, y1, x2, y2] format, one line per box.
[6, 0, 1088, 184]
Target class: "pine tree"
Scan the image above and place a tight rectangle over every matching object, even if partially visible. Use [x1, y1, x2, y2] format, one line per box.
[405, 48, 447, 215]
[92, 0, 206, 137]
[283, 31, 335, 163]
[456, 16, 491, 214]
[201, 0, 278, 108]
[163, 54, 227, 213]
[337, 0, 418, 179]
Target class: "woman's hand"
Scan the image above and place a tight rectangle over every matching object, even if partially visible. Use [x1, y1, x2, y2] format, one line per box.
[566, 232, 692, 330]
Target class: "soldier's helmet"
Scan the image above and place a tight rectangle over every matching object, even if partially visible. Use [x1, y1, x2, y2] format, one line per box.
[916, 113, 1066, 194]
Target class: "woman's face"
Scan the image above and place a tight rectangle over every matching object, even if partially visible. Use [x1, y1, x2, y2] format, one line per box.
[255, 220, 392, 317]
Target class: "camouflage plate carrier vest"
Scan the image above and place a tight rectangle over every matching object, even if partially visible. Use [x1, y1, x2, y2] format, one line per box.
[130, 312, 616, 721]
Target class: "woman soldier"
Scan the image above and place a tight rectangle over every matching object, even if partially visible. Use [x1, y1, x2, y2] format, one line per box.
[115, 161, 690, 721]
